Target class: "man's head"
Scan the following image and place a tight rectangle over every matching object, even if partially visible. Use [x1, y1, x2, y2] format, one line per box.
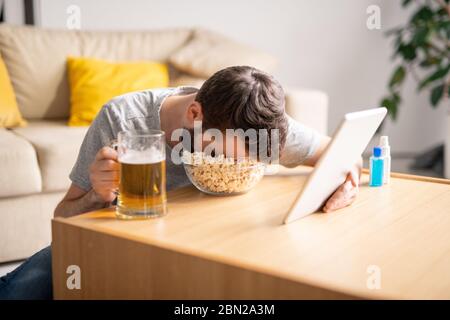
[183, 66, 288, 160]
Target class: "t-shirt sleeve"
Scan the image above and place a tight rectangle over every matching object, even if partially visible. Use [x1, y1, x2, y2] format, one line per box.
[279, 115, 323, 167]
[69, 105, 118, 191]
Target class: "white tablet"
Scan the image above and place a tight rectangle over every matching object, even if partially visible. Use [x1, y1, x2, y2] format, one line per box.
[284, 107, 387, 224]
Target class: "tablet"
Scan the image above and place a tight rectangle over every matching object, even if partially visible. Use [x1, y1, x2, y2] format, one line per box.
[284, 107, 387, 224]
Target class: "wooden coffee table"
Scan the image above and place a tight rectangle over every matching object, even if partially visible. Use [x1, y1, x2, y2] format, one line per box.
[52, 166, 450, 299]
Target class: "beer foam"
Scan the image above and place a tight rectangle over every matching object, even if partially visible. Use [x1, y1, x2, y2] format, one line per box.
[119, 148, 164, 164]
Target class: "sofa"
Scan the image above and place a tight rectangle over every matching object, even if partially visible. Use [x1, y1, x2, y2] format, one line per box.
[0, 23, 328, 263]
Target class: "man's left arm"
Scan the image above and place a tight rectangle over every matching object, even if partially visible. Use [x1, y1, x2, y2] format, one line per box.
[280, 115, 362, 212]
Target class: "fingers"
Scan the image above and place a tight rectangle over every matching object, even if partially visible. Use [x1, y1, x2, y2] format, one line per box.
[101, 193, 117, 203]
[94, 170, 120, 182]
[349, 170, 359, 187]
[344, 166, 360, 188]
[93, 181, 119, 191]
[90, 147, 120, 203]
[95, 146, 118, 161]
[90, 172, 119, 190]
[89, 159, 119, 182]
[90, 179, 119, 203]
[323, 180, 358, 213]
[94, 187, 118, 203]
[322, 161, 361, 213]
[97, 159, 120, 172]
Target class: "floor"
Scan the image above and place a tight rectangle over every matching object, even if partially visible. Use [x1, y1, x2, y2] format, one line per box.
[0, 156, 442, 279]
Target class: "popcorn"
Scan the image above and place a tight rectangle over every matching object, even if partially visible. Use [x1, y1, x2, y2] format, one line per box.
[182, 151, 265, 194]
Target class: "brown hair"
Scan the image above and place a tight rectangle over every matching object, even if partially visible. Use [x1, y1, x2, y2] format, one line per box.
[195, 66, 288, 156]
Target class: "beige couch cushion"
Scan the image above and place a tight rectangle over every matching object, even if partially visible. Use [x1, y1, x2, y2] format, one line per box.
[0, 24, 192, 120]
[0, 192, 62, 263]
[79, 28, 192, 62]
[0, 129, 41, 197]
[169, 29, 278, 78]
[13, 121, 88, 192]
[0, 24, 81, 120]
[169, 74, 205, 88]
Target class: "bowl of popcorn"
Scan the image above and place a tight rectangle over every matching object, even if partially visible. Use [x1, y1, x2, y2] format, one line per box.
[181, 151, 266, 195]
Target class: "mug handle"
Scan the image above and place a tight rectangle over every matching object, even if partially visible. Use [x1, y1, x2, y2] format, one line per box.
[109, 138, 118, 151]
[108, 139, 119, 197]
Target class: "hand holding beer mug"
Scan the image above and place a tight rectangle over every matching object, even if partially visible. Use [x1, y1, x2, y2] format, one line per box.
[116, 130, 167, 219]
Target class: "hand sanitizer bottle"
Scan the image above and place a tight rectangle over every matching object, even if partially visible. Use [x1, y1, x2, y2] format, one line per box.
[379, 136, 391, 184]
[369, 147, 384, 187]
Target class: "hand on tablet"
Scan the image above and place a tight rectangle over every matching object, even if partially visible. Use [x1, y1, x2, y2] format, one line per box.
[323, 160, 362, 213]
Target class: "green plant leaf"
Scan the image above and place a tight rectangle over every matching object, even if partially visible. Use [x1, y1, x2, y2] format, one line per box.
[436, 20, 450, 39]
[419, 64, 450, 90]
[381, 97, 398, 121]
[411, 26, 429, 46]
[437, 6, 450, 17]
[420, 56, 441, 68]
[397, 43, 417, 61]
[381, 0, 449, 121]
[411, 6, 434, 25]
[402, 0, 412, 7]
[389, 65, 406, 89]
[391, 36, 404, 59]
[392, 91, 401, 105]
[385, 26, 403, 37]
[430, 84, 444, 107]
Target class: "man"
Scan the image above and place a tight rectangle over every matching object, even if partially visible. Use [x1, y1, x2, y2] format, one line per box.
[0, 66, 360, 299]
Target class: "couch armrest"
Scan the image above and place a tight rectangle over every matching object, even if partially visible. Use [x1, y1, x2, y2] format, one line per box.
[284, 88, 328, 135]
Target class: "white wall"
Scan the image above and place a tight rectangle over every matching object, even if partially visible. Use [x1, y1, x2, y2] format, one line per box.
[36, 0, 448, 154]
[3, 0, 24, 24]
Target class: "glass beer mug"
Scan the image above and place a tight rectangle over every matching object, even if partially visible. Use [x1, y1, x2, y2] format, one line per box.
[116, 130, 167, 219]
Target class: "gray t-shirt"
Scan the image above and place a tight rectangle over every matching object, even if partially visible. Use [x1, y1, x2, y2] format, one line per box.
[70, 87, 321, 192]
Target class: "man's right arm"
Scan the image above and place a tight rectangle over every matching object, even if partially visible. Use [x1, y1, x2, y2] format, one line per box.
[54, 147, 119, 218]
[54, 185, 109, 218]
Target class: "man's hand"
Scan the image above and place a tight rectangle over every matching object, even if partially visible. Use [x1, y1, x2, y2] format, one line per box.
[323, 160, 362, 213]
[89, 146, 120, 203]
[55, 146, 119, 218]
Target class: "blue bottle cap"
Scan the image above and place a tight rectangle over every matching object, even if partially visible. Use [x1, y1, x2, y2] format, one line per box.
[373, 147, 382, 157]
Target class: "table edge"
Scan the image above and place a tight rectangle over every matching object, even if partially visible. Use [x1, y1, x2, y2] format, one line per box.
[361, 169, 450, 185]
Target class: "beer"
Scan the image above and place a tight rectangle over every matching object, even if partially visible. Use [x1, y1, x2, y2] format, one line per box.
[116, 130, 167, 219]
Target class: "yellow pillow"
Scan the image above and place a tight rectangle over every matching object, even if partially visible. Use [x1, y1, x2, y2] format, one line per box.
[67, 57, 169, 126]
[0, 55, 26, 128]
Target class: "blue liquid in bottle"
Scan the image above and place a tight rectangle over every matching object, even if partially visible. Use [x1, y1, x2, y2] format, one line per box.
[369, 147, 384, 187]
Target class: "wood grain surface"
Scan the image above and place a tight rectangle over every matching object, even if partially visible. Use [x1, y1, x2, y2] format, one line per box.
[52, 166, 450, 299]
